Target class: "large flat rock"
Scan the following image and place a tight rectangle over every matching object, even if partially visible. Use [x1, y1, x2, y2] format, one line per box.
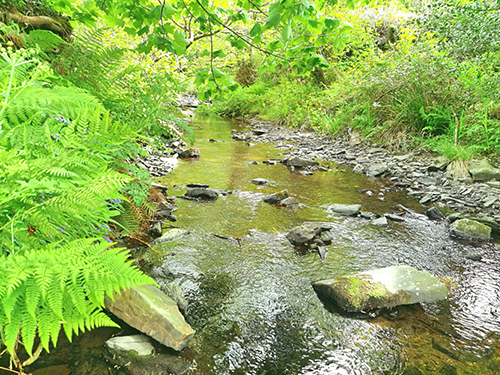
[313, 265, 448, 313]
[105, 284, 195, 351]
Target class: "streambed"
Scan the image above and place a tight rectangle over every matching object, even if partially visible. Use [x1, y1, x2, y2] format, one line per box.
[23, 116, 500, 375]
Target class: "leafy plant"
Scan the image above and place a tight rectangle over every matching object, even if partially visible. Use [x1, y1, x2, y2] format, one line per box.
[0, 46, 154, 367]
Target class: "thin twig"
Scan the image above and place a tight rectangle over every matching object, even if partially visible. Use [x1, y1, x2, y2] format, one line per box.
[0, 365, 23, 374]
[126, 234, 160, 254]
[192, 0, 289, 60]
[208, 16, 222, 94]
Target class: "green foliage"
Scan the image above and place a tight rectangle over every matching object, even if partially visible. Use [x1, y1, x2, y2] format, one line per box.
[0, 47, 154, 361]
[0, 239, 153, 356]
[52, 27, 194, 142]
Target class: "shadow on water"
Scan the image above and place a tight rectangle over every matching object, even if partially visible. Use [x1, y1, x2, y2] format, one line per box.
[19, 116, 500, 375]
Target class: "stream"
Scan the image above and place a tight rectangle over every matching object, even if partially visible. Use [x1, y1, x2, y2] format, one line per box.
[24, 116, 500, 375]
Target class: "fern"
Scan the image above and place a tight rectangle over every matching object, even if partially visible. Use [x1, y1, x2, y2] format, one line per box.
[0, 46, 156, 365]
[0, 239, 155, 356]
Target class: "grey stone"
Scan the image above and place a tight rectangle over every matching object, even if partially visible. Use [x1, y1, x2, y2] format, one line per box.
[160, 282, 188, 315]
[426, 207, 445, 220]
[250, 178, 269, 186]
[484, 196, 498, 208]
[150, 228, 189, 246]
[280, 196, 299, 208]
[372, 216, 388, 226]
[486, 181, 500, 188]
[317, 247, 328, 261]
[352, 164, 365, 174]
[286, 157, 319, 169]
[185, 187, 219, 200]
[450, 218, 491, 241]
[419, 193, 435, 205]
[106, 334, 154, 356]
[328, 204, 361, 216]
[177, 148, 200, 159]
[419, 177, 438, 186]
[366, 163, 389, 177]
[186, 183, 209, 188]
[263, 190, 289, 204]
[428, 157, 449, 172]
[465, 252, 483, 261]
[385, 214, 404, 222]
[313, 265, 448, 313]
[286, 223, 322, 245]
[105, 285, 195, 351]
[468, 159, 500, 182]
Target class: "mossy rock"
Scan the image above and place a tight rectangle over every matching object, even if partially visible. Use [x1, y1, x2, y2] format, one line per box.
[313, 265, 448, 313]
[450, 218, 491, 241]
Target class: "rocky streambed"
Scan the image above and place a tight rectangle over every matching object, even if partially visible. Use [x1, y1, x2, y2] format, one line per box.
[23, 107, 500, 375]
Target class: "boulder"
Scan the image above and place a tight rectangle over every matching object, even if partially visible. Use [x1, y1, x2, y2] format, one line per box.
[177, 148, 200, 159]
[150, 228, 189, 246]
[286, 223, 322, 246]
[160, 282, 188, 315]
[106, 334, 154, 356]
[327, 204, 361, 216]
[426, 207, 445, 220]
[263, 189, 289, 204]
[450, 218, 491, 241]
[250, 178, 269, 186]
[105, 284, 195, 351]
[286, 157, 319, 169]
[372, 216, 388, 226]
[313, 265, 448, 313]
[366, 163, 389, 177]
[468, 159, 500, 181]
[280, 196, 298, 208]
[184, 187, 219, 200]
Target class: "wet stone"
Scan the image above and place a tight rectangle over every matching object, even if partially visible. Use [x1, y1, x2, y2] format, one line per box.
[426, 207, 445, 220]
[450, 218, 491, 241]
[313, 265, 448, 313]
[327, 204, 361, 216]
[286, 157, 319, 169]
[106, 334, 154, 356]
[286, 223, 322, 246]
[465, 252, 483, 261]
[250, 178, 269, 186]
[185, 187, 219, 200]
[372, 216, 388, 226]
[280, 196, 299, 208]
[385, 214, 404, 222]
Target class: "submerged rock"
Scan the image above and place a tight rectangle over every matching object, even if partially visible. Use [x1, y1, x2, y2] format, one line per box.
[450, 218, 491, 241]
[250, 178, 269, 186]
[160, 282, 188, 315]
[105, 285, 195, 351]
[263, 189, 289, 204]
[150, 228, 189, 246]
[280, 196, 298, 208]
[313, 265, 448, 313]
[286, 157, 319, 169]
[106, 334, 154, 356]
[185, 187, 219, 200]
[327, 204, 361, 216]
[177, 148, 200, 159]
[286, 223, 322, 246]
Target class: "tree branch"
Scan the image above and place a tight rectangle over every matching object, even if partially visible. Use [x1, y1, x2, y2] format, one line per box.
[192, 0, 288, 60]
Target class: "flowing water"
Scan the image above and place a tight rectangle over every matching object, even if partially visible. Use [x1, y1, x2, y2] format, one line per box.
[22, 117, 500, 375]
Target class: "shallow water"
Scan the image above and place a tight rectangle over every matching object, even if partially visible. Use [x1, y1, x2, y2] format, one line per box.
[21, 116, 500, 375]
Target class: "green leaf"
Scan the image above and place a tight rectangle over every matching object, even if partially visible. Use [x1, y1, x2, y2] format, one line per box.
[265, 3, 282, 30]
[249, 23, 262, 37]
[282, 24, 292, 42]
[325, 17, 340, 29]
[213, 50, 227, 58]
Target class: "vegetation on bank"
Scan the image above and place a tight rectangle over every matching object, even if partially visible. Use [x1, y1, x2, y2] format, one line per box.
[200, 0, 500, 162]
[0, 0, 499, 372]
